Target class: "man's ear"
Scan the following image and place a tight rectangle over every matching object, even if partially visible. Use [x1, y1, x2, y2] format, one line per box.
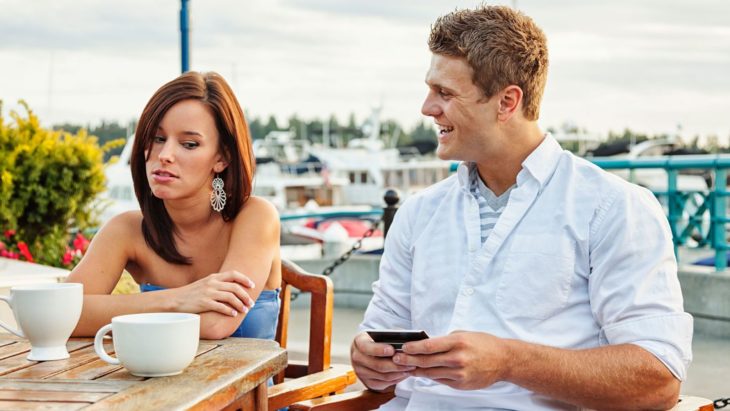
[496, 85, 523, 121]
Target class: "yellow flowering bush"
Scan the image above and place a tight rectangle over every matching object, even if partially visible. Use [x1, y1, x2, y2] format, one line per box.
[0, 100, 107, 266]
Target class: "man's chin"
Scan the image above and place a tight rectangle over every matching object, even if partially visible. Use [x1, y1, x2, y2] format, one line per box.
[435, 147, 458, 161]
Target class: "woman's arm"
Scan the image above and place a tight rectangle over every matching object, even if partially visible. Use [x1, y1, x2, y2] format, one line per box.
[67, 212, 256, 337]
[66, 212, 176, 336]
[198, 197, 281, 339]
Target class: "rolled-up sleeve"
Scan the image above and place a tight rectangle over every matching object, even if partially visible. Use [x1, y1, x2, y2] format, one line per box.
[360, 200, 415, 332]
[589, 185, 693, 380]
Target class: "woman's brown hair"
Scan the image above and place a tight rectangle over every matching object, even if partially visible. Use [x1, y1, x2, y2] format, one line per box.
[130, 71, 255, 264]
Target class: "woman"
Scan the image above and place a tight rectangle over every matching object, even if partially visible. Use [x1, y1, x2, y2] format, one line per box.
[68, 71, 281, 340]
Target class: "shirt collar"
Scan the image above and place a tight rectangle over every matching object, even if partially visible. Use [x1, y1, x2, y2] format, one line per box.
[517, 133, 563, 188]
[456, 133, 563, 190]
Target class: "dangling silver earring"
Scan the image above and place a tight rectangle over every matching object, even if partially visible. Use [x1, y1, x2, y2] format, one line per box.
[211, 174, 226, 212]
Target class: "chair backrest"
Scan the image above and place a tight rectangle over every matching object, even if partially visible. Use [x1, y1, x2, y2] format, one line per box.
[275, 259, 333, 383]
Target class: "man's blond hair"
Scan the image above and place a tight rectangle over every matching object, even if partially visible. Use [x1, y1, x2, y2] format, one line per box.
[429, 5, 549, 120]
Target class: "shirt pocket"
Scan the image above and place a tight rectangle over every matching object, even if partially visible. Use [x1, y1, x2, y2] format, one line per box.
[496, 233, 576, 320]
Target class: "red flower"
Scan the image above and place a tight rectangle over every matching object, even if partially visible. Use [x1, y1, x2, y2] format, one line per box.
[62, 248, 74, 266]
[72, 233, 90, 252]
[16, 241, 34, 263]
[3, 230, 15, 240]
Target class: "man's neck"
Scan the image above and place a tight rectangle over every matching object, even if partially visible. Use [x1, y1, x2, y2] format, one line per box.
[475, 122, 544, 196]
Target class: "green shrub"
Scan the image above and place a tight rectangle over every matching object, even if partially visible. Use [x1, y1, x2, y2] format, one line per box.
[0, 100, 107, 266]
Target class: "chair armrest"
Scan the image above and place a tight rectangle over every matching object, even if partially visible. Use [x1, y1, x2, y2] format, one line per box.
[289, 389, 395, 411]
[268, 364, 357, 410]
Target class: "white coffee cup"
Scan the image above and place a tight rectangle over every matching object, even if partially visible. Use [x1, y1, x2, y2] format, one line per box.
[94, 312, 200, 377]
[0, 282, 83, 361]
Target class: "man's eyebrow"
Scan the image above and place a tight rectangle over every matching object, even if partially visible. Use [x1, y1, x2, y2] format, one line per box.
[426, 80, 456, 93]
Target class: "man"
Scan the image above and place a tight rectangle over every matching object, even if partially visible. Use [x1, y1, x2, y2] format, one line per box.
[351, 5, 692, 411]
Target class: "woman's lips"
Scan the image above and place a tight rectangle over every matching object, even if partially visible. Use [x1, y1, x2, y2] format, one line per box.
[151, 170, 178, 183]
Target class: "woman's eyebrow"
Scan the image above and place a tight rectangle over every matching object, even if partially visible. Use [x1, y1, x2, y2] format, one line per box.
[181, 130, 204, 137]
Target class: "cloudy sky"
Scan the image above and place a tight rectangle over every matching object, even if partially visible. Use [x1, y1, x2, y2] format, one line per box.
[1, 0, 729, 141]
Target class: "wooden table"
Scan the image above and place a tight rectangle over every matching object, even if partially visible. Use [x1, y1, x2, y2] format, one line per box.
[0, 335, 287, 410]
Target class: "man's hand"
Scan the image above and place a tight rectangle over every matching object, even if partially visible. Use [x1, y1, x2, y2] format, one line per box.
[392, 331, 511, 390]
[351, 332, 416, 391]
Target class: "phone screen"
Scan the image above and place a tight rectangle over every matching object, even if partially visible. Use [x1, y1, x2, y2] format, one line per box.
[366, 330, 429, 351]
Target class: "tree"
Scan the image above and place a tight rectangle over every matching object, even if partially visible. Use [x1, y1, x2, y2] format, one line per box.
[409, 120, 437, 143]
[248, 116, 265, 140]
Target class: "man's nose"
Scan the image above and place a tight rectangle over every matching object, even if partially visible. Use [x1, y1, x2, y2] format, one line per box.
[421, 93, 440, 117]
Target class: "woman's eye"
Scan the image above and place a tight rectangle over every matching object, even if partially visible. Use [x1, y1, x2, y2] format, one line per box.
[153, 136, 166, 144]
[182, 141, 199, 149]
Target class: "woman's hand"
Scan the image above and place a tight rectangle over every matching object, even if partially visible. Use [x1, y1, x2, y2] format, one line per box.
[171, 270, 256, 316]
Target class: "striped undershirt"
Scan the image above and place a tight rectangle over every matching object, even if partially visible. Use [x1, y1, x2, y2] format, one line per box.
[469, 165, 514, 244]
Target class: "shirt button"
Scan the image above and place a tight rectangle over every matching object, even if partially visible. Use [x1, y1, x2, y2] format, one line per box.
[469, 244, 478, 252]
[463, 287, 474, 296]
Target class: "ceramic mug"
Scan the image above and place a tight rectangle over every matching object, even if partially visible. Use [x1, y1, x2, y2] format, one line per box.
[94, 312, 200, 377]
[0, 282, 83, 361]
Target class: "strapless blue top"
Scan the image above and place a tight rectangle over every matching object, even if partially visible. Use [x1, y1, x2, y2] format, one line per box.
[140, 284, 280, 339]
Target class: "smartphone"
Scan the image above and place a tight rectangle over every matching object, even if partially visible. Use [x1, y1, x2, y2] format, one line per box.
[365, 329, 430, 351]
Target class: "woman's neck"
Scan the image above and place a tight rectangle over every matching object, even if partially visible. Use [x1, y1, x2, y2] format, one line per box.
[164, 196, 222, 233]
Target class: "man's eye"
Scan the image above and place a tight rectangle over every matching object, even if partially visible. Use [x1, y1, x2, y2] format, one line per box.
[153, 136, 166, 143]
[439, 89, 451, 98]
[182, 141, 199, 149]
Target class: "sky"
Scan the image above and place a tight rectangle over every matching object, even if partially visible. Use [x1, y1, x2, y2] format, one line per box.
[1, 0, 729, 142]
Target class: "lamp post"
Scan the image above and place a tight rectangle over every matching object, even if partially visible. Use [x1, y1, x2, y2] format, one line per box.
[180, 0, 190, 73]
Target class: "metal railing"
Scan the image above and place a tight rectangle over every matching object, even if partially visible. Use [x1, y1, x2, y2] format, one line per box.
[591, 155, 730, 271]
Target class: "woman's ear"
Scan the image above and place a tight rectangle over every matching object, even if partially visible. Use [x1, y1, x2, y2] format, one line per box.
[213, 158, 229, 173]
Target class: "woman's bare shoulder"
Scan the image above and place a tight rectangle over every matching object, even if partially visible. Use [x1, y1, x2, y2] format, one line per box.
[97, 211, 143, 240]
[229, 196, 279, 238]
[238, 196, 279, 221]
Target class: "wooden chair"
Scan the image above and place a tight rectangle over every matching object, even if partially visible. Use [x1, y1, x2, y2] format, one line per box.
[224, 259, 356, 410]
[264, 259, 357, 410]
[290, 391, 713, 411]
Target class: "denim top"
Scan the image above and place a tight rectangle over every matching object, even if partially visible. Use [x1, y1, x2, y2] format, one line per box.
[140, 284, 280, 339]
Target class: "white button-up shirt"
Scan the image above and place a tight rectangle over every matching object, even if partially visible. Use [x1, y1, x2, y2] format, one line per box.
[361, 135, 693, 411]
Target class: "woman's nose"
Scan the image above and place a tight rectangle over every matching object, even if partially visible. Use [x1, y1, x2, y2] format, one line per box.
[158, 140, 175, 163]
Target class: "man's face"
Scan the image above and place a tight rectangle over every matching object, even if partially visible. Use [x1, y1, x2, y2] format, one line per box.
[421, 54, 498, 162]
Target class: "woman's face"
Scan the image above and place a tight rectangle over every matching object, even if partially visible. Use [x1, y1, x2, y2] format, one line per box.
[145, 99, 227, 202]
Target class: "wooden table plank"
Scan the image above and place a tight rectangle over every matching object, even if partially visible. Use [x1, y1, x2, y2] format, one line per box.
[6, 344, 111, 380]
[86, 339, 287, 411]
[0, 341, 92, 377]
[0, 379, 137, 393]
[0, 340, 16, 349]
[0, 400, 88, 410]
[0, 388, 110, 402]
[0, 341, 31, 361]
[50, 358, 123, 381]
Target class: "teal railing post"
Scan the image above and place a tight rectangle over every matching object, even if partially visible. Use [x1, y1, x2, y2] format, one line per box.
[713, 168, 727, 271]
[666, 169, 680, 259]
